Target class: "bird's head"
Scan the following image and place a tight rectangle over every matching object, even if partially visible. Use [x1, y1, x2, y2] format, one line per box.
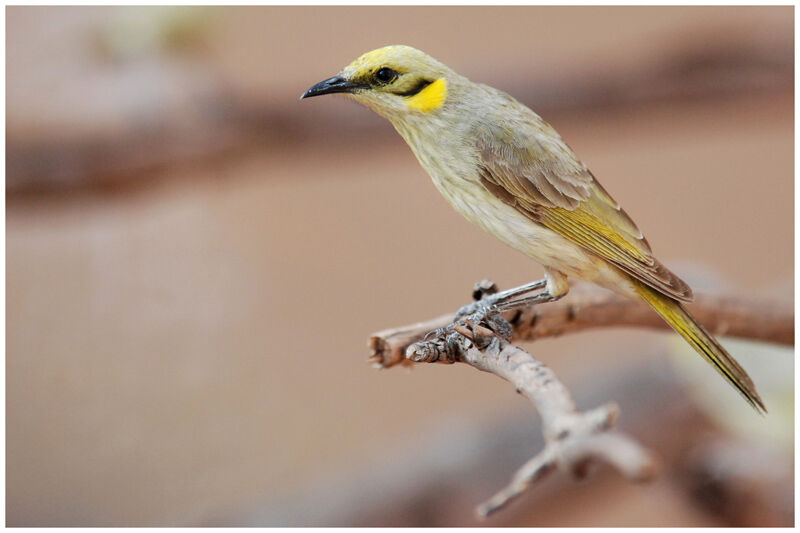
[301, 45, 455, 120]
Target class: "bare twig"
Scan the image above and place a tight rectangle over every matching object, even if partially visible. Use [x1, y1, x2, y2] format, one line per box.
[367, 280, 792, 517]
[368, 282, 793, 369]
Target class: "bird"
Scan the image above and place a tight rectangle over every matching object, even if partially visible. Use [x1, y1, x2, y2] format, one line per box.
[301, 45, 765, 413]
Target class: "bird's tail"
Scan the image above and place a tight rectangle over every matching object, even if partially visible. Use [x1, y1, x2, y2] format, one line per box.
[632, 279, 766, 413]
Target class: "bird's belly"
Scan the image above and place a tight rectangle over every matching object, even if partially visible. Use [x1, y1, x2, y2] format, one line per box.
[435, 179, 636, 296]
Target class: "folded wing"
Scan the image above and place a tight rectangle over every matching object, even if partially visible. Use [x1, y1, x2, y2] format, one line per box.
[475, 123, 693, 302]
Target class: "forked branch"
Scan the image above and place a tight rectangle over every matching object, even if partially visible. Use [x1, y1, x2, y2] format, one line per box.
[367, 280, 793, 517]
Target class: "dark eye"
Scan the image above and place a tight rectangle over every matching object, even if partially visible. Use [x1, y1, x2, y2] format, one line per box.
[375, 67, 398, 84]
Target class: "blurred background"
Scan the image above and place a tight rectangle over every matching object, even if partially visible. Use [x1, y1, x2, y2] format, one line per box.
[6, 6, 794, 527]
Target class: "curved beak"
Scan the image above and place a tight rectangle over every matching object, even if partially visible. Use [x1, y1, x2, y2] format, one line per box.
[301, 76, 366, 99]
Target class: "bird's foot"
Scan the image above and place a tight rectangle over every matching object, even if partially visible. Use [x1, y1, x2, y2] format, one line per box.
[414, 279, 561, 364]
[423, 278, 553, 342]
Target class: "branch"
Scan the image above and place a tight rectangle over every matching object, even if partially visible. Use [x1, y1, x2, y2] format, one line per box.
[366, 281, 792, 517]
[401, 308, 657, 517]
[368, 282, 793, 369]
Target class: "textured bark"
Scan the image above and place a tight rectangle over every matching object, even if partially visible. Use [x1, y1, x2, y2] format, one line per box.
[368, 283, 793, 369]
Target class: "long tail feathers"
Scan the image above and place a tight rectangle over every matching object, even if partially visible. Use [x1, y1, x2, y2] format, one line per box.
[632, 279, 766, 414]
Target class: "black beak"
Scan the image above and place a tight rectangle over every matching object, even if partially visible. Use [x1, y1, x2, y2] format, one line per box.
[301, 76, 366, 99]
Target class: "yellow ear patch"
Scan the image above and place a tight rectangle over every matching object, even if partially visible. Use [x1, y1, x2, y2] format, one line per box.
[406, 78, 447, 112]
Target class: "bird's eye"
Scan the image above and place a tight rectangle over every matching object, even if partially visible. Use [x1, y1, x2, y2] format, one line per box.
[374, 67, 398, 84]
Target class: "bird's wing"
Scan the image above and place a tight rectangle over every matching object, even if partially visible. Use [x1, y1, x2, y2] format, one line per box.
[475, 125, 693, 302]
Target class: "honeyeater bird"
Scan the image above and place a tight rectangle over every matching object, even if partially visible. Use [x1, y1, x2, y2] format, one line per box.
[301, 45, 765, 413]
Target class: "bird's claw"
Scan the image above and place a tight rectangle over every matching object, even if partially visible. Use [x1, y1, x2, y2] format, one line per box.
[423, 325, 451, 341]
[423, 301, 502, 343]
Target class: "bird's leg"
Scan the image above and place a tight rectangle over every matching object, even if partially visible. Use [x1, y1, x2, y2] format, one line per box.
[490, 269, 571, 312]
[480, 279, 548, 307]
[490, 291, 558, 312]
[453, 279, 547, 319]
